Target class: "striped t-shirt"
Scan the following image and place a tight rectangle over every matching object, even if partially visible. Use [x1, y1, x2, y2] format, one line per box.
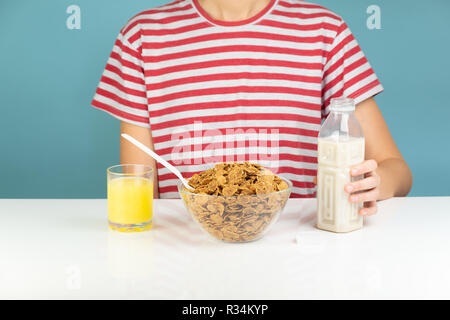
[92, 0, 383, 198]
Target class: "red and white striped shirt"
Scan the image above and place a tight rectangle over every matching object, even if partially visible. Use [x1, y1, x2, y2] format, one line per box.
[92, 0, 383, 198]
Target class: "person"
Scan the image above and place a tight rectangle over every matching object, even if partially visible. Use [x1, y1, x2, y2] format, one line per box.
[92, 0, 413, 215]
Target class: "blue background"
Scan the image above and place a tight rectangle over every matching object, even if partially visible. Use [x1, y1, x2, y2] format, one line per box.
[1, 0, 449, 198]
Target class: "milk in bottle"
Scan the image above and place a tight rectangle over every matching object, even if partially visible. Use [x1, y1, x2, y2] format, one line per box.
[317, 98, 365, 233]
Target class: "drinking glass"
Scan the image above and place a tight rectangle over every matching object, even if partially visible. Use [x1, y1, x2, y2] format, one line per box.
[107, 164, 153, 232]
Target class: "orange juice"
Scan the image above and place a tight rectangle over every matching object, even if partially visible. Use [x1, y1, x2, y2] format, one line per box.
[107, 177, 153, 232]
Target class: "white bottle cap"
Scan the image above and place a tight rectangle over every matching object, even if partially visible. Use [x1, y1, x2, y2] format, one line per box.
[330, 97, 355, 112]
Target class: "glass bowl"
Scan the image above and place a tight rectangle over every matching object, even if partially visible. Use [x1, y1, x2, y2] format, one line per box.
[178, 177, 292, 243]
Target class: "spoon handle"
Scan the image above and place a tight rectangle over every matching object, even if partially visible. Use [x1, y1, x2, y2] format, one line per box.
[121, 134, 192, 190]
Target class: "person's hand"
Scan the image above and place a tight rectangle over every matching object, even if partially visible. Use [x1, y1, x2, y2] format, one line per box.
[345, 159, 381, 216]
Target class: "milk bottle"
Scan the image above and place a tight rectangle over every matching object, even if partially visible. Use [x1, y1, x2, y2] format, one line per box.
[317, 98, 365, 233]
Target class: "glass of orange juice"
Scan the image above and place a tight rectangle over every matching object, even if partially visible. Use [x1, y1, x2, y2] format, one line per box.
[107, 164, 153, 232]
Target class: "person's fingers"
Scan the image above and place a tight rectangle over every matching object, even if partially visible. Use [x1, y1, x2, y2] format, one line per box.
[351, 159, 377, 177]
[359, 201, 378, 216]
[313, 176, 317, 185]
[345, 174, 380, 193]
[349, 188, 380, 203]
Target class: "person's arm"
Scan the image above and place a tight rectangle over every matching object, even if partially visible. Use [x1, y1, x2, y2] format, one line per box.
[344, 97, 413, 215]
[120, 121, 160, 198]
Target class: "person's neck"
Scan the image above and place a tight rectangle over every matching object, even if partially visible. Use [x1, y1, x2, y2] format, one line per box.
[197, 0, 272, 22]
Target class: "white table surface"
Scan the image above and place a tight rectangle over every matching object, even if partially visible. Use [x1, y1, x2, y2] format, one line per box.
[1, 197, 449, 299]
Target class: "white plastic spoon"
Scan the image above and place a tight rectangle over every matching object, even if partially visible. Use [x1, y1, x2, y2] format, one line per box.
[121, 133, 193, 190]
